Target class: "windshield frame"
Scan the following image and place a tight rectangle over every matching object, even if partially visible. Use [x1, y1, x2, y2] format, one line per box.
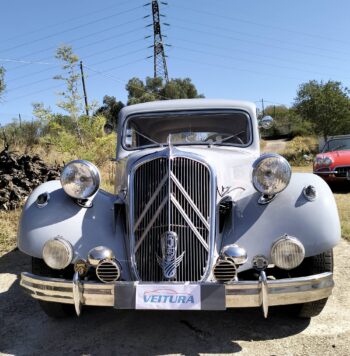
[322, 137, 350, 153]
[122, 109, 253, 151]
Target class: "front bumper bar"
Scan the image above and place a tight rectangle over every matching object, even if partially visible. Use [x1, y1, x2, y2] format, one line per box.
[20, 271, 334, 317]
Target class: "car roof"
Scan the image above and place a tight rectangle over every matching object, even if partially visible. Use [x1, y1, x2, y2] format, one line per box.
[327, 135, 350, 140]
[119, 99, 256, 120]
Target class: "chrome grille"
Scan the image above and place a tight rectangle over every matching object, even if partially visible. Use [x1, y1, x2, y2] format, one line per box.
[335, 166, 350, 178]
[131, 156, 211, 282]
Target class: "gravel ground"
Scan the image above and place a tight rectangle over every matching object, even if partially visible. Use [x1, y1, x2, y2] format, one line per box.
[0, 239, 349, 356]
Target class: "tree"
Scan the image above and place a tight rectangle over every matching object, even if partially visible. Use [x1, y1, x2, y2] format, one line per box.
[53, 45, 84, 143]
[126, 76, 204, 105]
[94, 95, 124, 128]
[294, 80, 350, 140]
[0, 66, 5, 100]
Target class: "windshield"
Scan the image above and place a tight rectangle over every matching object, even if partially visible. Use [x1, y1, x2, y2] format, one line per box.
[123, 110, 251, 150]
[323, 138, 350, 152]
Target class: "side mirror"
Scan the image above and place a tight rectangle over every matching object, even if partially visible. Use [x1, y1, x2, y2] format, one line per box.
[103, 123, 114, 135]
[259, 116, 273, 129]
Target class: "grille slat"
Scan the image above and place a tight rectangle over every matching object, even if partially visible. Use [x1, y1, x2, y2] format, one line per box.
[132, 156, 211, 282]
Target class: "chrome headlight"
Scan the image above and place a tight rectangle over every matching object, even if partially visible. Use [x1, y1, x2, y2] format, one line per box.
[314, 156, 333, 167]
[252, 154, 291, 195]
[271, 235, 305, 270]
[323, 157, 333, 166]
[42, 238, 73, 269]
[60, 160, 100, 199]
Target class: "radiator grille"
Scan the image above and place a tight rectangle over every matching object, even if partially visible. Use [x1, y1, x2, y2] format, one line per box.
[132, 156, 211, 282]
[335, 166, 350, 178]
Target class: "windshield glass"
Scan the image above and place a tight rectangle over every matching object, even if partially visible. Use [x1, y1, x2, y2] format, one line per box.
[123, 110, 251, 150]
[323, 138, 350, 152]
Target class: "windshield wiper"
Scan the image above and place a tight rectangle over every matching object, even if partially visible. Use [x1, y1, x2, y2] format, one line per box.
[131, 129, 163, 147]
[211, 131, 245, 145]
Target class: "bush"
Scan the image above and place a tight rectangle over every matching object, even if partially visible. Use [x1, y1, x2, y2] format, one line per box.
[283, 136, 318, 165]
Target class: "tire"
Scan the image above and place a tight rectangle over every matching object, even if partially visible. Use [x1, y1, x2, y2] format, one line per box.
[31, 257, 76, 318]
[295, 249, 333, 318]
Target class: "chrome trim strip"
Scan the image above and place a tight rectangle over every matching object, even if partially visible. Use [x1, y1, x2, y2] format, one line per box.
[133, 174, 168, 232]
[170, 194, 209, 252]
[21, 272, 334, 312]
[135, 196, 168, 251]
[170, 172, 210, 230]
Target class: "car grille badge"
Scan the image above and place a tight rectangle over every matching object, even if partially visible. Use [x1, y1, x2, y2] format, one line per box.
[156, 231, 185, 280]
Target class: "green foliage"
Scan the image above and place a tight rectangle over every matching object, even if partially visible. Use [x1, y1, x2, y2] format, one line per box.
[0, 119, 41, 150]
[94, 95, 124, 129]
[262, 105, 313, 138]
[294, 80, 350, 139]
[126, 76, 204, 105]
[53, 45, 84, 143]
[0, 66, 5, 99]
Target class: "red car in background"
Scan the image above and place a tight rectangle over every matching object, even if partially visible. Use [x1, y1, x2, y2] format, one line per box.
[313, 135, 350, 182]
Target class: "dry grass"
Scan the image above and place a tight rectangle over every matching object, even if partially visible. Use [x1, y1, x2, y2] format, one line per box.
[0, 209, 21, 257]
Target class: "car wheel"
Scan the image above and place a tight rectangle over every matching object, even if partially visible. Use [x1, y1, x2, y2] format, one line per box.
[31, 257, 76, 318]
[294, 249, 333, 318]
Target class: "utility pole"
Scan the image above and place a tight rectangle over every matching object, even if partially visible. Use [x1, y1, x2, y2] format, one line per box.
[149, 0, 169, 82]
[18, 114, 22, 128]
[80, 61, 89, 116]
[261, 98, 265, 116]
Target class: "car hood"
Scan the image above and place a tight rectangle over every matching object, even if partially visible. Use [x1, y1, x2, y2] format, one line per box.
[317, 150, 350, 166]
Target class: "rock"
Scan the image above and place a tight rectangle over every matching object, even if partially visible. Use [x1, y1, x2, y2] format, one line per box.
[0, 149, 61, 210]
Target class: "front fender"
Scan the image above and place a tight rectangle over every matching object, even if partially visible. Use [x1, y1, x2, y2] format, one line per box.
[222, 173, 341, 272]
[17, 180, 130, 278]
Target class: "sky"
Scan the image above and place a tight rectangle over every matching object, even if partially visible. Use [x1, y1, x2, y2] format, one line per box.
[1, 0, 350, 124]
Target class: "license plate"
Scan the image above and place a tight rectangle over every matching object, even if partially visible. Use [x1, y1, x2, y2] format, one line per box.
[135, 284, 201, 310]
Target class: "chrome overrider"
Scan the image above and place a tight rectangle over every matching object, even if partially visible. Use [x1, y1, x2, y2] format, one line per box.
[20, 271, 334, 318]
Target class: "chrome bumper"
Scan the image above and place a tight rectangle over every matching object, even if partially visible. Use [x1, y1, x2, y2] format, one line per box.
[20, 271, 334, 317]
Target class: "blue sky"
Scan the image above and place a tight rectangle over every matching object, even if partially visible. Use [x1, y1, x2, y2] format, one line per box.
[1, 0, 350, 124]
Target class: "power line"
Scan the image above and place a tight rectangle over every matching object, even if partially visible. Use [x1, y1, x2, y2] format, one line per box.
[4, 56, 149, 104]
[170, 55, 306, 82]
[7, 47, 149, 94]
[9, 25, 146, 83]
[0, 4, 145, 54]
[5, 18, 145, 72]
[170, 35, 345, 74]
[173, 24, 347, 63]
[174, 45, 350, 80]
[0, 0, 139, 44]
[171, 3, 350, 47]
[0, 58, 53, 65]
[84, 63, 171, 101]
[169, 15, 350, 59]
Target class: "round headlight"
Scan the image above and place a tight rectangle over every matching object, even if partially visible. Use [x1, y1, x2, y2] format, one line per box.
[42, 238, 73, 269]
[252, 154, 291, 195]
[271, 235, 305, 270]
[323, 157, 333, 166]
[60, 160, 100, 199]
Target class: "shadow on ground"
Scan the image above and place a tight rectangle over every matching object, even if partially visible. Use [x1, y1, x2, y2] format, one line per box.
[0, 249, 310, 355]
[329, 182, 350, 194]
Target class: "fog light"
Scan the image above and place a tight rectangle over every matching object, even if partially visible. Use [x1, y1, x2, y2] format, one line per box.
[88, 246, 114, 267]
[271, 235, 305, 270]
[221, 244, 247, 265]
[42, 238, 73, 270]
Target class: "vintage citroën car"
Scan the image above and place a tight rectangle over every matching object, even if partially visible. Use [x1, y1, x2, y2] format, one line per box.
[19, 99, 340, 318]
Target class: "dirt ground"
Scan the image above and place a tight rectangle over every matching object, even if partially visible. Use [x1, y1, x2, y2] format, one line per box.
[263, 139, 288, 153]
[0, 239, 349, 356]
